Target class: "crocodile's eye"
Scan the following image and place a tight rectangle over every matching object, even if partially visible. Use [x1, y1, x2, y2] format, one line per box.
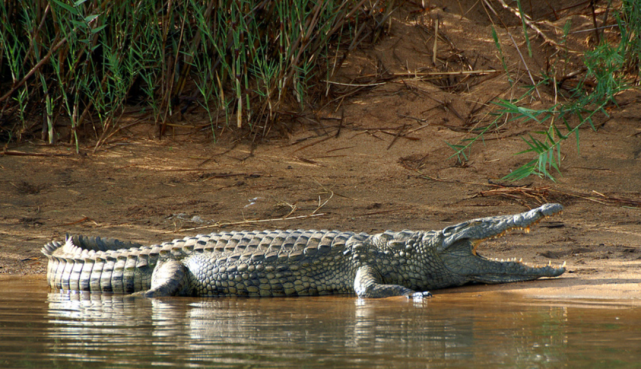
[442, 222, 468, 235]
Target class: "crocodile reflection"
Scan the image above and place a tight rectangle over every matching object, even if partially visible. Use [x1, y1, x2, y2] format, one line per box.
[46, 292, 572, 365]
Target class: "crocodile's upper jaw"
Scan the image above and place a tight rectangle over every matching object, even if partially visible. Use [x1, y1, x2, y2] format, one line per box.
[436, 203, 566, 284]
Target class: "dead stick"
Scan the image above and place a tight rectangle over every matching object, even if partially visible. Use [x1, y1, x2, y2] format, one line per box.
[357, 70, 499, 78]
[60, 217, 90, 226]
[387, 124, 407, 150]
[432, 17, 439, 65]
[0, 12, 101, 103]
[322, 80, 385, 87]
[291, 135, 333, 153]
[589, 0, 601, 44]
[376, 129, 419, 140]
[495, 0, 562, 49]
[419, 173, 641, 207]
[166, 213, 326, 233]
[0, 150, 72, 157]
[335, 110, 344, 138]
[0, 36, 67, 102]
[507, 33, 541, 99]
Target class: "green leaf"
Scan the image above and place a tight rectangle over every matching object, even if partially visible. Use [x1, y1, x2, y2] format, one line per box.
[91, 24, 107, 34]
[52, 0, 78, 14]
[84, 14, 100, 23]
[502, 159, 538, 181]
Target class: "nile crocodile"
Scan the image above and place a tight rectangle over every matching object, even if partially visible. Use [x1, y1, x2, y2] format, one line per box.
[42, 203, 566, 299]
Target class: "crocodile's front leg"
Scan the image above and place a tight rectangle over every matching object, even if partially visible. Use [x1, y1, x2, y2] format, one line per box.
[133, 259, 189, 297]
[354, 265, 432, 299]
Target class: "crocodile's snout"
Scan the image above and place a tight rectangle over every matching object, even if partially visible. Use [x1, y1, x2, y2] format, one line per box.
[438, 203, 566, 284]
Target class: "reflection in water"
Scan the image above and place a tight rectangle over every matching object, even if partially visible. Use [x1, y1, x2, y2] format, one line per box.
[0, 277, 640, 368]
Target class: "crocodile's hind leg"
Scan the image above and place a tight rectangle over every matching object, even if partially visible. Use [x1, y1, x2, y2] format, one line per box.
[354, 265, 432, 299]
[133, 259, 189, 297]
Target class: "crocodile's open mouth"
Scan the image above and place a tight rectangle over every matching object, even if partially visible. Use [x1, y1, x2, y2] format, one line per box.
[438, 203, 566, 283]
[470, 218, 540, 256]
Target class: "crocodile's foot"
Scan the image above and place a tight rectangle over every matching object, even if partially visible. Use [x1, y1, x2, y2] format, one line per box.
[407, 291, 432, 300]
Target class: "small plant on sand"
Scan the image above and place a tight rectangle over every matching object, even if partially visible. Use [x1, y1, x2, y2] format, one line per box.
[449, 0, 640, 181]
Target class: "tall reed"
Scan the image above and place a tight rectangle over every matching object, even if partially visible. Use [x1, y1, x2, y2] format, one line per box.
[0, 0, 396, 149]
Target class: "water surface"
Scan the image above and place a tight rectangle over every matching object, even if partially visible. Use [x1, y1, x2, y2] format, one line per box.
[0, 276, 639, 368]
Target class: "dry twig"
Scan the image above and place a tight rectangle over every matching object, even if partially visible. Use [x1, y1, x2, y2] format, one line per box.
[494, 0, 563, 49]
[1, 150, 72, 157]
[165, 213, 326, 233]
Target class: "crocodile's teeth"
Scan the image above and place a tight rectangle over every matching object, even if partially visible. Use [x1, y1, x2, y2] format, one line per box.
[519, 258, 523, 263]
[524, 226, 530, 233]
[562, 261, 566, 267]
[548, 260, 552, 266]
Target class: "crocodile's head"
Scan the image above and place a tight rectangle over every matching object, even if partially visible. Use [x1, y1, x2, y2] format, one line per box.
[435, 203, 565, 284]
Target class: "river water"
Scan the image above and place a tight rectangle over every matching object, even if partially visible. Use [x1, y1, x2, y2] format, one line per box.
[0, 276, 639, 368]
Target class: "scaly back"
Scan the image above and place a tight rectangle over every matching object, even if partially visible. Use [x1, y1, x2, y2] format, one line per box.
[41, 230, 371, 293]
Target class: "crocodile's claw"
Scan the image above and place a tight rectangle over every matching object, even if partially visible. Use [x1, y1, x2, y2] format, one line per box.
[408, 291, 432, 300]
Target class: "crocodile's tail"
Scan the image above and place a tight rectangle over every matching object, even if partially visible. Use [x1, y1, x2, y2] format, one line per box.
[42, 235, 149, 293]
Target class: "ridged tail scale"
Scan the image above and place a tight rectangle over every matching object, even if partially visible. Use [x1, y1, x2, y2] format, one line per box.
[42, 235, 149, 293]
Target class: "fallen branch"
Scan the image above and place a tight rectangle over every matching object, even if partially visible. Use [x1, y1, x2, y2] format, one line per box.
[507, 32, 541, 99]
[355, 70, 499, 80]
[322, 80, 385, 87]
[0, 12, 104, 103]
[165, 213, 326, 233]
[291, 134, 334, 153]
[312, 184, 334, 214]
[389, 124, 409, 150]
[432, 14, 439, 65]
[373, 128, 420, 141]
[0, 37, 67, 103]
[587, 190, 641, 208]
[361, 209, 402, 216]
[59, 216, 100, 227]
[474, 185, 551, 204]
[495, 0, 563, 49]
[1, 150, 72, 157]
[60, 217, 91, 226]
[416, 172, 641, 208]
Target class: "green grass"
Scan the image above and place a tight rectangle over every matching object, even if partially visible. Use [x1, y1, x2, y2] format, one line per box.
[449, 0, 641, 181]
[0, 0, 397, 149]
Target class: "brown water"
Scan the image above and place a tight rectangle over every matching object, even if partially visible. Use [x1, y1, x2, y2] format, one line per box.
[0, 276, 640, 368]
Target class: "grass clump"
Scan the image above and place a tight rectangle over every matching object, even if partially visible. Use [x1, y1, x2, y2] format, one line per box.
[0, 0, 396, 150]
[449, 0, 641, 181]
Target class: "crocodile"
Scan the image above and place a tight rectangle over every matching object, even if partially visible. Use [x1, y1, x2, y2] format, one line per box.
[42, 203, 566, 299]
